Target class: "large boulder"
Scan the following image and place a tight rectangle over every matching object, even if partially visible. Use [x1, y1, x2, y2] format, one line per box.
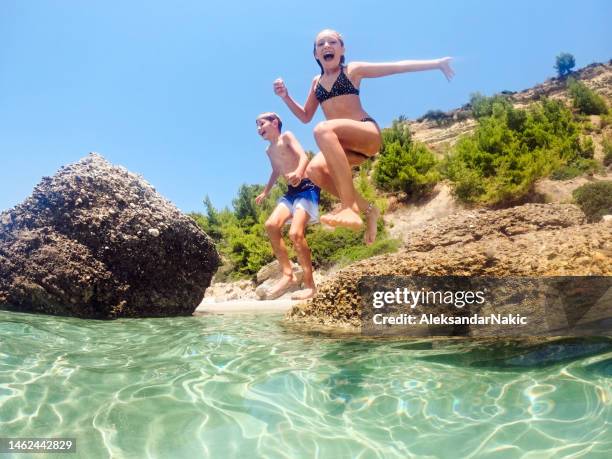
[0, 153, 220, 319]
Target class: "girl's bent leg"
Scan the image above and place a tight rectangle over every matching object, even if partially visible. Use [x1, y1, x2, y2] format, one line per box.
[306, 151, 380, 245]
[313, 122, 360, 224]
[312, 119, 381, 231]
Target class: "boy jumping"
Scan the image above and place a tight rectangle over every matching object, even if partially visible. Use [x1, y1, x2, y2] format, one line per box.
[255, 112, 319, 300]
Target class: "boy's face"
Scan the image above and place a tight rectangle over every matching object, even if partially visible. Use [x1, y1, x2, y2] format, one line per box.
[256, 118, 278, 140]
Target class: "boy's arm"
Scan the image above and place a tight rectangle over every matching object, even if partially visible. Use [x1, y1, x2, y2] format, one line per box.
[284, 132, 309, 186]
[263, 169, 280, 195]
[349, 57, 454, 82]
[274, 77, 319, 123]
[255, 158, 280, 205]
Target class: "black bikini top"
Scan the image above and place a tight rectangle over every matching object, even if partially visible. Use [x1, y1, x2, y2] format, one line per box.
[315, 66, 359, 103]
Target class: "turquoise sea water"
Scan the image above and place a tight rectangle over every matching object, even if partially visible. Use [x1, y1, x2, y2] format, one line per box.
[0, 311, 611, 459]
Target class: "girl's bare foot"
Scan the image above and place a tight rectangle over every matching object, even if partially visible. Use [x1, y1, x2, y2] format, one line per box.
[291, 287, 316, 300]
[266, 274, 297, 300]
[364, 203, 380, 245]
[322, 206, 341, 228]
[320, 208, 363, 230]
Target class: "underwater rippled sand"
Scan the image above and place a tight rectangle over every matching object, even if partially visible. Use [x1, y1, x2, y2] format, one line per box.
[0, 311, 611, 459]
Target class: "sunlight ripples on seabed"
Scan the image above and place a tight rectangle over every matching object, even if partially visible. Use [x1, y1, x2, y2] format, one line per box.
[0, 311, 611, 459]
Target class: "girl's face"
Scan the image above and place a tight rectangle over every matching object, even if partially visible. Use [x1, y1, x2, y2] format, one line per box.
[314, 30, 344, 68]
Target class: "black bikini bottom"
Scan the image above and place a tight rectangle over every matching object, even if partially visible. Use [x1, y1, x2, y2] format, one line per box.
[351, 117, 379, 160]
[361, 117, 377, 125]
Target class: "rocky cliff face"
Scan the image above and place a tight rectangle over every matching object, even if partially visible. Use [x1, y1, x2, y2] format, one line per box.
[409, 62, 612, 152]
[286, 204, 611, 331]
[0, 153, 220, 319]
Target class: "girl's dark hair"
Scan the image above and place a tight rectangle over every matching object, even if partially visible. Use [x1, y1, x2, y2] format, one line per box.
[313, 32, 345, 75]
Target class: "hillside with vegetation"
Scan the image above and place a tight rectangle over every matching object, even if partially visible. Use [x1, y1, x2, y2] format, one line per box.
[192, 58, 612, 286]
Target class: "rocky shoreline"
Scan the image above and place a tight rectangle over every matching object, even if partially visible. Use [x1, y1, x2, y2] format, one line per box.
[202, 261, 333, 303]
[286, 203, 612, 332]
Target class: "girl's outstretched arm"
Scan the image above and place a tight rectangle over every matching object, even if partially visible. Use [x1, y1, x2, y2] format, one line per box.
[350, 57, 454, 82]
[274, 77, 319, 123]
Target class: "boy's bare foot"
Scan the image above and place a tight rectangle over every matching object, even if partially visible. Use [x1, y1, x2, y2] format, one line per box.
[291, 287, 316, 300]
[320, 208, 363, 230]
[266, 274, 297, 300]
[364, 203, 380, 245]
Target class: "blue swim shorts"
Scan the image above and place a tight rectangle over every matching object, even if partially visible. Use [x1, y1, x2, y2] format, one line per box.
[278, 178, 321, 224]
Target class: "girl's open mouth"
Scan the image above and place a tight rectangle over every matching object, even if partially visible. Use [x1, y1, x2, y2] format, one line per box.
[323, 52, 334, 61]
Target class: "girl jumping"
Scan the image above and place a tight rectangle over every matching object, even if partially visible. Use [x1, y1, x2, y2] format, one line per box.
[274, 29, 454, 244]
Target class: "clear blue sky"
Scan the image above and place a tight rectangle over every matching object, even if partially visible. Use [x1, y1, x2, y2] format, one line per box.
[1, 0, 610, 213]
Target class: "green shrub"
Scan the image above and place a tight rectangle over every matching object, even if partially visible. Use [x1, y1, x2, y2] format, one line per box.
[381, 118, 411, 147]
[306, 226, 362, 268]
[224, 222, 274, 278]
[442, 157, 486, 202]
[469, 92, 512, 119]
[573, 181, 612, 222]
[331, 238, 401, 267]
[580, 136, 595, 158]
[355, 168, 388, 213]
[603, 135, 612, 166]
[581, 121, 596, 133]
[232, 184, 264, 225]
[567, 78, 609, 115]
[549, 136, 600, 179]
[550, 158, 600, 180]
[554, 52, 575, 78]
[306, 224, 399, 268]
[373, 120, 440, 196]
[444, 97, 590, 204]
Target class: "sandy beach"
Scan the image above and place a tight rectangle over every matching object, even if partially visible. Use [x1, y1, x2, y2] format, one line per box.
[194, 298, 297, 314]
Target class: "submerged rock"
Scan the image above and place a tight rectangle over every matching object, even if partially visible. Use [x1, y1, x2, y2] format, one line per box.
[0, 153, 220, 319]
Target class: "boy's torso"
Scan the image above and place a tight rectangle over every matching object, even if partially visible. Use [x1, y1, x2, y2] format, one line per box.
[267, 134, 300, 176]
